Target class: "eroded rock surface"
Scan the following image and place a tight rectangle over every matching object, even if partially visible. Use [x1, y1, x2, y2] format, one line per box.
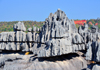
[0, 54, 87, 70]
[0, 9, 87, 58]
[0, 9, 100, 70]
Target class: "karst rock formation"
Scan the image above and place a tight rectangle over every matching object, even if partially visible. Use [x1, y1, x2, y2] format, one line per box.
[0, 9, 100, 70]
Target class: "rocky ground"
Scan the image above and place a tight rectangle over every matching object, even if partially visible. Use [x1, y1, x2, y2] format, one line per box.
[0, 51, 88, 70]
[1, 51, 100, 70]
[1, 51, 99, 70]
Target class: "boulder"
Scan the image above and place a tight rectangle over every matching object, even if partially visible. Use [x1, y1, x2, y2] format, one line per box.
[13, 21, 26, 31]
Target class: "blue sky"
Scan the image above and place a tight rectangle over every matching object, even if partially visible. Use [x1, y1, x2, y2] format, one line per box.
[0, 0, 100, 21]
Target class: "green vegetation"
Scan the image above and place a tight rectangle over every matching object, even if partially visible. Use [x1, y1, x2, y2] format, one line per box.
[75, 19, 100, 29]
[0, 19, 100, 33]
[87, 19, 100, 29]
[0, 21, 44, 33]
[75, 24, 80, 28]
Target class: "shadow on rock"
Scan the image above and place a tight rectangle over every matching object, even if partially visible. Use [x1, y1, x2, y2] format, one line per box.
[38, 53, 79, 62]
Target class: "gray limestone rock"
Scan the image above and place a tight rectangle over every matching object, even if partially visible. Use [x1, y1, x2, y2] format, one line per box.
[28, 28, 32, 32]
[85, 41, 92, 60]
[6, 42, 16, 50]
[2, 8, 100, 70]
[92, 64, 100, 70]
[0, 56, 87, 70]
[0, 32, 15, 42]
[2, 32, 8, 42]
[26, 32, 32, 41]
[96, 42, 100, 62]
[36, 28, 39, 32]
[15, 31, 26, 42]
[1, 9, 100, 64]
[21, 43, 29, 51]
[1, 43, 6, 50]
[33, 26, 36, 32]
[13, 21, 26, 31]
